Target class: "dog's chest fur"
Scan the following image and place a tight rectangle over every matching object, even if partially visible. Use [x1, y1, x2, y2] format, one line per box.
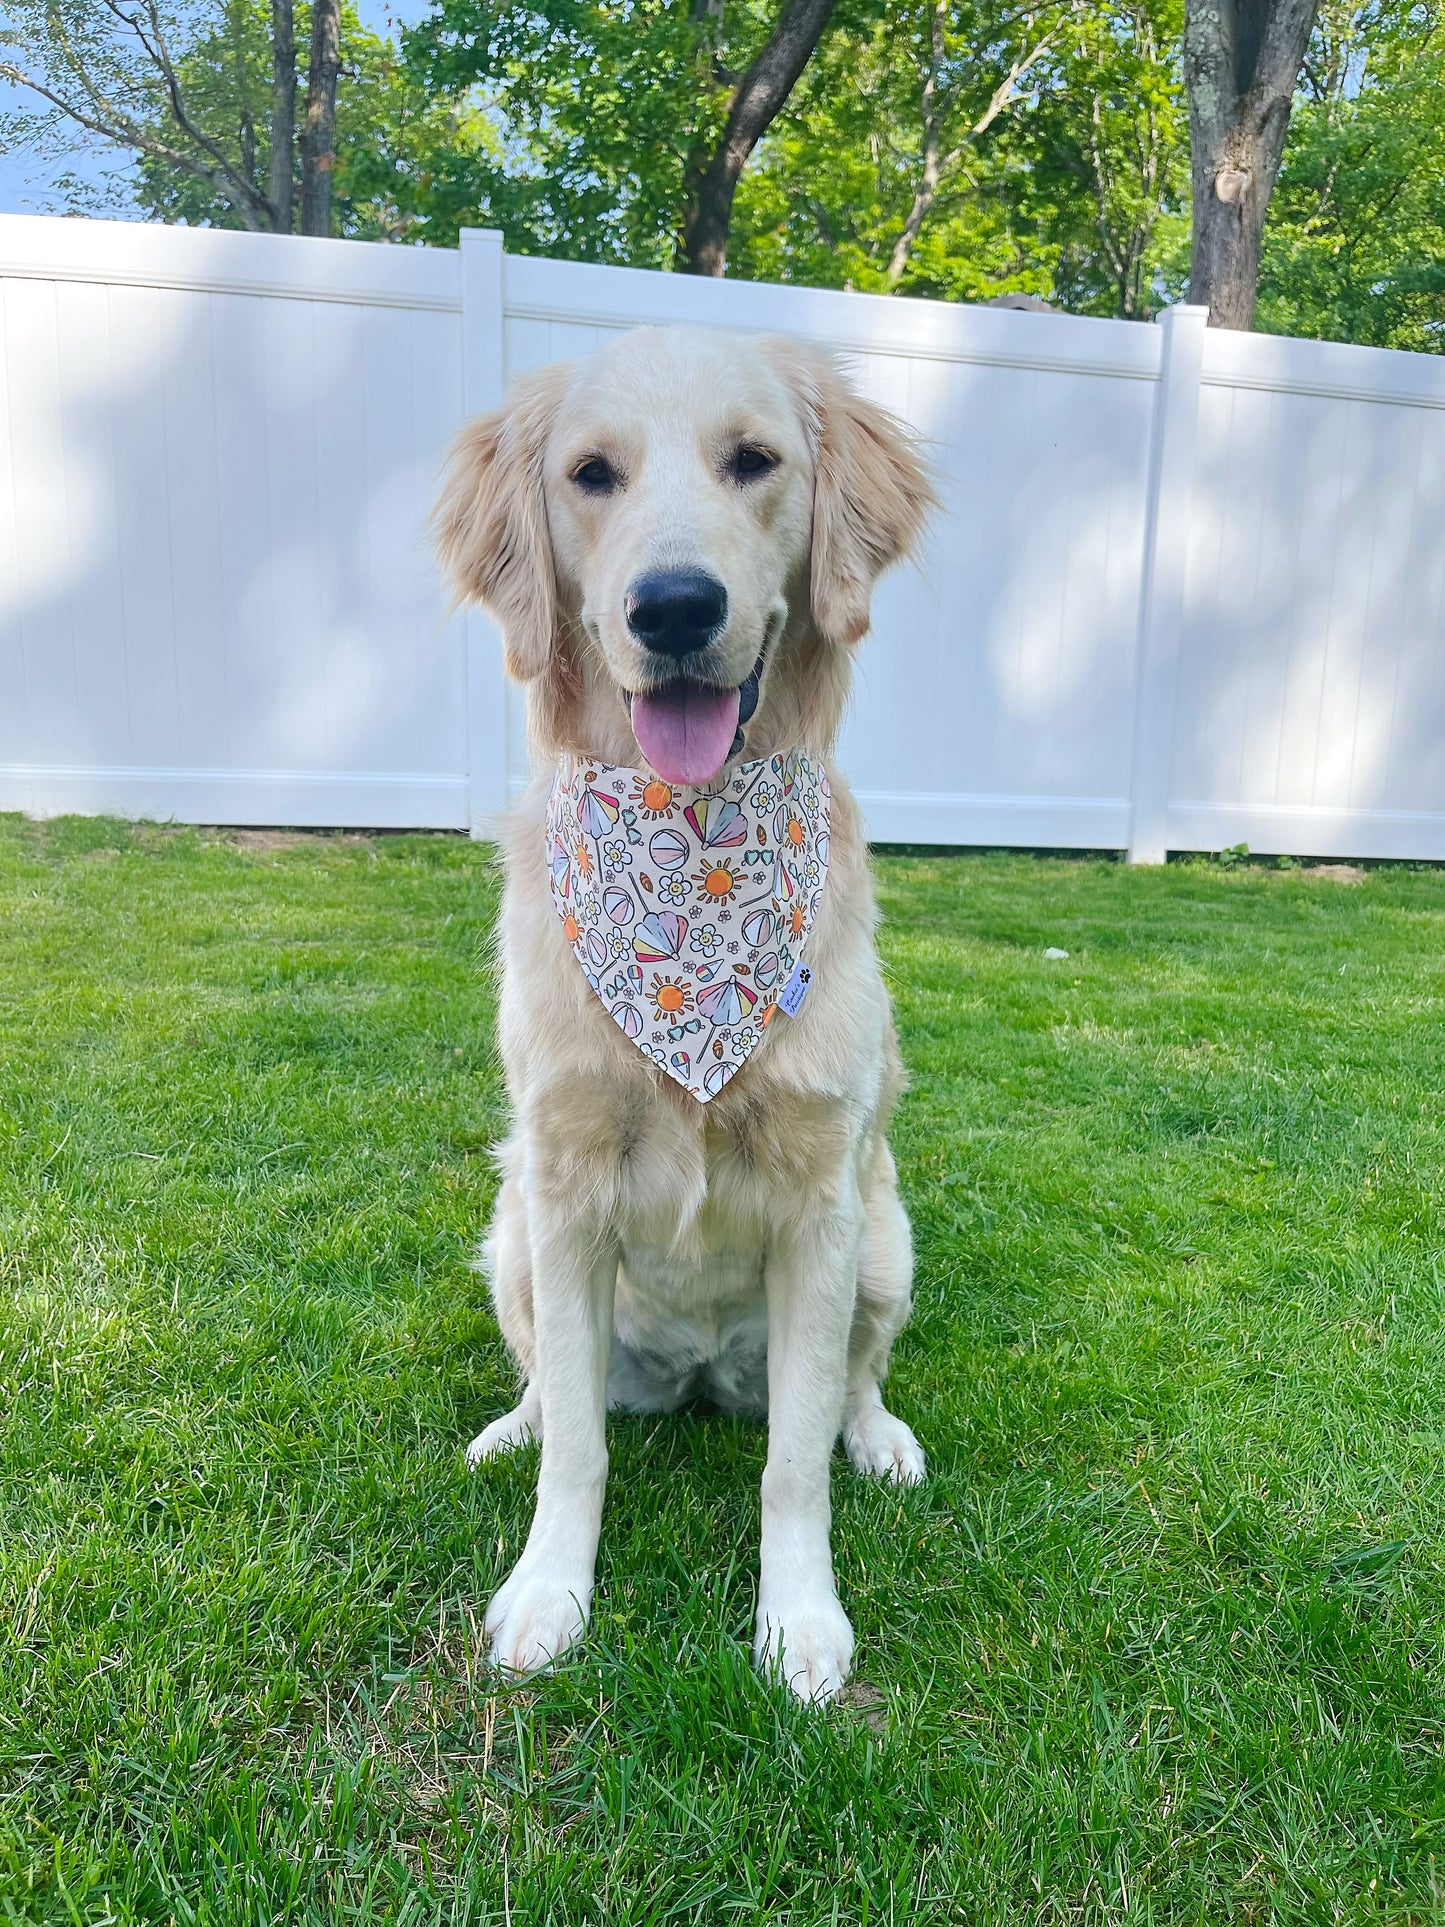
[573, 1091, 846, 1416]
[497, 772, 894, 1412]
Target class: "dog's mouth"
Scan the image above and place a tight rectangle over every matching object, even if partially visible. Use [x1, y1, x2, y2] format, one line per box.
[623, 653, 764, 787]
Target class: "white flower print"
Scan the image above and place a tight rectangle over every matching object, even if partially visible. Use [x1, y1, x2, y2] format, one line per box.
[689, 924, 723, 958]
[751, 781, 780, 815]
[602, 838, 630, 870]
[658, 872, 691, 906]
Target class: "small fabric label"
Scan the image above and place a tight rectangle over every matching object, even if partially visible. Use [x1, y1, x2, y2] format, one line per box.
[778, 959, 814, 1017]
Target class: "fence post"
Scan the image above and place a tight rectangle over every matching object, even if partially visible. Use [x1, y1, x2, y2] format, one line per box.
[459, 227, 509, 840]
[1126, 303, 1208, 864]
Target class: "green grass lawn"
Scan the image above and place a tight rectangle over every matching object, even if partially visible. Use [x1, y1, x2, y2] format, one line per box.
[4, 815, 1445, 1925]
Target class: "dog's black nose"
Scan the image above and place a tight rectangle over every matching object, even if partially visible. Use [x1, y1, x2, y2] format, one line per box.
[625, 569, 727, 658]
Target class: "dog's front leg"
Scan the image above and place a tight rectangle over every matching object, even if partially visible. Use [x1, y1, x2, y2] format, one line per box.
[755, 1195, 860, 1703]
[484, 1203, 616, 1677]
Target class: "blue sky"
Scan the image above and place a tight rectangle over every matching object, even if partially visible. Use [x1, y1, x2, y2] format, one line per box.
[0, 0, 427, 219]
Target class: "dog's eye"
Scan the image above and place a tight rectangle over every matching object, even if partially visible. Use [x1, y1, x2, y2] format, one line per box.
[730, 444, 779, 483]
[572, 455, 619, 493]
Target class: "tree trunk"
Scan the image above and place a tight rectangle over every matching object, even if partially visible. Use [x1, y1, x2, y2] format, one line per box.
[300, 0, 340, 238]
[1183, 0, 1320, 327]
[269, 0, 296, 234]
[678, 0, 837, 276]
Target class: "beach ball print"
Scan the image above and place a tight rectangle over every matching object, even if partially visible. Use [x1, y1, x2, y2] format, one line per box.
[754, 950, 780, 990]
[633, 911, 687, 961]
[603, 885, 635, 925]
[613, 1001, 643, 1040]
[585, 928, 610, 972]
[649, 828, 690, 870]
[697, 978, 757, 1027]
[741, 907, 775, 948]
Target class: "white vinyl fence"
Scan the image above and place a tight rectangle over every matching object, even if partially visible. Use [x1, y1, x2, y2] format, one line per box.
[3, 214, 1444, 860]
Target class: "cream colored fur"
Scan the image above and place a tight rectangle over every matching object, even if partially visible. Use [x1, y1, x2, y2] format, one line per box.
[436, 326, 935, 1702]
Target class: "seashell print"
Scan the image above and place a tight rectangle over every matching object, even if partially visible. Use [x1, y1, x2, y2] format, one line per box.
[578, 788, 621, 836]
[648, 828, 690, 870]
[741, 907, 775, 948]
[697, 977, 757, 1027]
[633, 911, 688, 962]
[603, 885, 635, 925]
[683, 797, 747, 848]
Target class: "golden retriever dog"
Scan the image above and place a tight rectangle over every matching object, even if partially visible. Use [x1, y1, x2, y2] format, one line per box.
[436, 325, 934, 1701]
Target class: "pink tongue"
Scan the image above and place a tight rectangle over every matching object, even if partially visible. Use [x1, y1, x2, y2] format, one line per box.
[630, 682, 741, 785]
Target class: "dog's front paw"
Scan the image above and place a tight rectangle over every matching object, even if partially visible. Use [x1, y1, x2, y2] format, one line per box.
[484, 1558, 590, 1677]
[466, 1402, 540, 1467]
[754, 1593, 855, 1704]
[843, 1408, 926, 1486]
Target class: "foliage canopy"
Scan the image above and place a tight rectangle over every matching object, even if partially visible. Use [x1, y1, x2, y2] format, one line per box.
[1, 0, 1440, 344]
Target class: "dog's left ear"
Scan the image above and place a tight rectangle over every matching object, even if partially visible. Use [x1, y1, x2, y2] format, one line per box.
[768, 339, 937, 648]
[434, 363, 570, 682]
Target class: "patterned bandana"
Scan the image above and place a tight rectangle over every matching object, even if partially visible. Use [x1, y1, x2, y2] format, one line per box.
[545, 750, 831, 1102]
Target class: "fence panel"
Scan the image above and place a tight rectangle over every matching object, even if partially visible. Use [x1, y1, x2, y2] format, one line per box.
[0, 218, 470, 827]
[3, 214, 1445, 859]
[1169, 328, 1445, 858]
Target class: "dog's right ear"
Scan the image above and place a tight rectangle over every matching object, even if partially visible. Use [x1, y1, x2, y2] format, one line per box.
[434, 364, 569, 682]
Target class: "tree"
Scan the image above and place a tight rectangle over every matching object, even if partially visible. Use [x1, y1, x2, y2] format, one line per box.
[677, 0, 838, 272]
[724, 0, 1187, 314]
[0, 0, 359, 235]
[1026, 0, 1188, 317]
[403, 0, 840, 270]
[1182, 0, 1321, 325]
[1258, 0, 1445, 349]
[723, 0, 1072, 296]
[298, 0, 338, 235]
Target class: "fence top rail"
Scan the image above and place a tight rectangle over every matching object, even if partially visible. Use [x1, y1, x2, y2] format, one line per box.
[499, 247, 1165, 381]
[1201, 321, 1445, 411]
[7, 213, 1445, 407]
[0, 213, 464, 311]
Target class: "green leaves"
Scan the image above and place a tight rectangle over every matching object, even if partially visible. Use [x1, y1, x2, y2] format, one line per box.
[1259, 0, 1445, 350]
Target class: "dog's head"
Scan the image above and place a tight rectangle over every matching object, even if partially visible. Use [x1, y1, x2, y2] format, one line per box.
[437, 326, 934, 783]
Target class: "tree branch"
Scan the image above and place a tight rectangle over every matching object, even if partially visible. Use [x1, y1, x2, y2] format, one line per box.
[0, 58, 268, 229]
[678, 0, 837, 274]
[884, 13, 1056, 290]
